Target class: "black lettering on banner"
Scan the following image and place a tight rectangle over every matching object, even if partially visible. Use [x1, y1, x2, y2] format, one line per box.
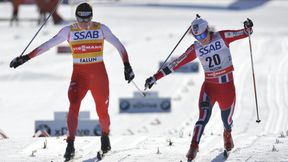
[55, 129, 61, 136]
[206, 54, 221, 68]
[61, 127, 68, 135]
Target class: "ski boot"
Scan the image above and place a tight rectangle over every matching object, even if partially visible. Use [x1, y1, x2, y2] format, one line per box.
[223, 130, 234, 151]
[64, 140, 75, 161]
[101, 133, 111, 153]
[186, 141, 199, 161]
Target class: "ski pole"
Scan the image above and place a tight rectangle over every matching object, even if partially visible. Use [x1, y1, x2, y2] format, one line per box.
[157, 26, 191, 72]
[20, 0, 63, 56]
[144, 26, 190, 91]
[247, 25, 261, 123]
[131, 80, 146, 97]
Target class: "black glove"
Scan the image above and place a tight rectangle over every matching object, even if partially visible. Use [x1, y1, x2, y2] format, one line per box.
[244, 18, 253, 29]
[10, 55, 30, 68]
[124, 62, 135, 83]
[145, 76, 156, 89]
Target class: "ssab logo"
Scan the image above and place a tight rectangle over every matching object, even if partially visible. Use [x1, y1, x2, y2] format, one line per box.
[73, 31, 100, 40]
[199, 41, 222, 56]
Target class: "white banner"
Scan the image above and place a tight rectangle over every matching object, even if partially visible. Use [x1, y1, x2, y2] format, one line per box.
[35, 111, 101, 136]
[119, 91, 171, 113]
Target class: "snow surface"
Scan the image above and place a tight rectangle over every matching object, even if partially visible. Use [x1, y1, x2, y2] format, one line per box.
[1, 0, 288, 161]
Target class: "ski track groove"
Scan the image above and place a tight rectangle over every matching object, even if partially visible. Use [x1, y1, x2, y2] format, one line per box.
[275, 49, 288, 133]
[265, 37, 286, 135]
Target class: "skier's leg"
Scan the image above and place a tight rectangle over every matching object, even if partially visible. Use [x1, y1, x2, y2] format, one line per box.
[192, 85, 215, 144]
[64, 78, 88, 159]
[187, 83, 215, 161]
[218, 81, 236, 130]
[221, 100, 235, 151]
[91, 72, 110, 135]
[48, 0, 64, 24]
[218, 81, 236, 151]
[67, 79, 88, 141]
[220, 98, 235, 151]
[11, 0, 20, 26]
[92, 89, 111, 152]
[90, 69, 111, 152]
[220, 100, 235, 132]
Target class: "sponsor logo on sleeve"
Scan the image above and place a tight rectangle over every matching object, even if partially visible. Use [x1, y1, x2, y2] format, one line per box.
[224, 31, 244, 38]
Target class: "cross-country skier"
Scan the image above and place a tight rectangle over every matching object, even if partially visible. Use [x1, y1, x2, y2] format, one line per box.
[144, 15, 253, 161]
[10, 2, 135, 160]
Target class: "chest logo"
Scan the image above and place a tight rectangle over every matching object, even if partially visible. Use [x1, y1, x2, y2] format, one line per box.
[73, 31, 100, 40]
[199, 41, 222, 56]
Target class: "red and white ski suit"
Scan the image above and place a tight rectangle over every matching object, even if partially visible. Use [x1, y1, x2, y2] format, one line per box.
[154, 29, 250, 144]
[27, 22, 130, 140]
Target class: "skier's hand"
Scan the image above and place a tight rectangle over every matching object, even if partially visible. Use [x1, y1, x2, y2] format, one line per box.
[145, 76, 156, 89]
[244, 18, 253, 35]
[124, 62, 135, 83]
[10, 55, 30, 68]
[244, 18, 253, 29]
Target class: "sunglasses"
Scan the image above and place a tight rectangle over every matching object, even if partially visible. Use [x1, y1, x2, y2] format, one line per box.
[194, 30, 208, 40]
[77, 17, 91, 23]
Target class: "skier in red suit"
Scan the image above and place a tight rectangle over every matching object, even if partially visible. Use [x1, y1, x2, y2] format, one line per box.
[10, 2, 135, 160]
[145, 15, 253, 161]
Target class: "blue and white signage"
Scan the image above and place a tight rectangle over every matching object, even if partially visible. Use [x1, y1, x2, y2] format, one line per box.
[119, 91, 171, 113]
[35, 111, 101, 136]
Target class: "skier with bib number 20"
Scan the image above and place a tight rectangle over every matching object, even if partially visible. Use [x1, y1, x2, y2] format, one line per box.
[145, 15, 253, 161]
[10, 2, 135, 160]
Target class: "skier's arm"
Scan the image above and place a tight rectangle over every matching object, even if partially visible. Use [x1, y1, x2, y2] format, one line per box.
[154, 45, 197, 80]
[219, 29, 251, 46]
[219, 18, 253, 46]
[101, 24, 129, 63]
[145, 45, 196, 89]
[27, 26, 70, 59]
[101, 24, 134, 83]
[10, 26, 69, 68]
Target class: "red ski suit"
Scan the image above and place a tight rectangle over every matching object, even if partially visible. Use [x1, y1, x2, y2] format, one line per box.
[28, 22, 130, 140]
[154, 29, 249, 143]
